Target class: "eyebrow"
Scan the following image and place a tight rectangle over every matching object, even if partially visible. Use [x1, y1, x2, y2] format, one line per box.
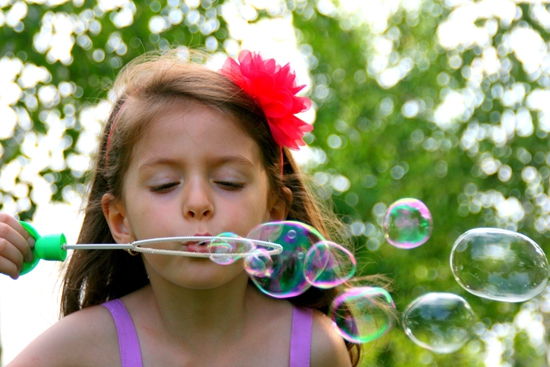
[138, 155, 257, 171]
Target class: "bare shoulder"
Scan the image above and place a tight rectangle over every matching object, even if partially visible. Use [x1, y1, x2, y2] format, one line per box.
[7, 305, 119, 367]
[310, 310, 353, 367]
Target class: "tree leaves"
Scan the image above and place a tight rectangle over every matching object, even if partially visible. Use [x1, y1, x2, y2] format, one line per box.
[296, 1, 550, 365]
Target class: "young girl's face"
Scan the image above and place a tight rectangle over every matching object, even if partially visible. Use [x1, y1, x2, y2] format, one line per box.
[108, 103, 283, 289]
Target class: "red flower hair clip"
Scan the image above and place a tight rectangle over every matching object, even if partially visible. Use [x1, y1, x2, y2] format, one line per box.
[221, 50, 313, 150]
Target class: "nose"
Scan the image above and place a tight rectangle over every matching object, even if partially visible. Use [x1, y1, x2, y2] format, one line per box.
[182, 177, 214, 220]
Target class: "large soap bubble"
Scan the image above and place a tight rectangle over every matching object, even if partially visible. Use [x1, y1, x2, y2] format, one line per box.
[304, 241, 356, 289]
[450, 228, 549, 302]
[330, 287, 395, 343]
[244, 248, 273, 278]
[402, 293, 476, 354]
[383, 198, 432, 249]
[247, 221, 325, 298]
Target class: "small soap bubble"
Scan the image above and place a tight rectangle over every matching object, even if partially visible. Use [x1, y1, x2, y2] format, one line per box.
[208, 232, 254, 265]
[304, 241, 356, 288]
[402, 293, 476, 354]
[383, 198, 432, 249]
[450, 228, 549, 302]
[247, 221, 326, 298]
[287, 230, 297, 240]
[244, 248, 273, 277]
[330, 287, 395, 344]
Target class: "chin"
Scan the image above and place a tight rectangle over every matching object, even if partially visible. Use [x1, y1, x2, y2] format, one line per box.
[145, 256, 248, 289]
[176, 265, 247, 288]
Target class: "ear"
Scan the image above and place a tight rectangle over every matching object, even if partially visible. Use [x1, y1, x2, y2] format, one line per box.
[268, 187, 293, 221]
[101, 193, 133, 244]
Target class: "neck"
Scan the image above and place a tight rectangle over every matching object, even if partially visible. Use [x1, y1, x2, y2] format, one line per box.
[140, 270, 254, 344]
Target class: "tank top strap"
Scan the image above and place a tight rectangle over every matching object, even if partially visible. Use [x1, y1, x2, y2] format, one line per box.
[102, 299, 143, 367]
[289, 306, 313, 367]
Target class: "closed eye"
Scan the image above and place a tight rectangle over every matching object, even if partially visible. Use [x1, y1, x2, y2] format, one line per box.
[151, 182, 179, 193]
[216, 181, 245, 190]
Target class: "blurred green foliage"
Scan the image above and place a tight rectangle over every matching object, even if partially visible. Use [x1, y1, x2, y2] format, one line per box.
[2, 0, 550, 365]
[293, 1, 550, 366]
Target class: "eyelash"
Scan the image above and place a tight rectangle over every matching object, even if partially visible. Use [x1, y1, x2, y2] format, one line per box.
[151, 182, 179, 193]
[216, 181, 245, 190]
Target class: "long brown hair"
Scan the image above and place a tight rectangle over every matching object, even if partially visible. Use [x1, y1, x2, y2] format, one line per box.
[61, 50, 361, 365]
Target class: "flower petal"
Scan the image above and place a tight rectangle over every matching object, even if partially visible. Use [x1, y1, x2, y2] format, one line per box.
[220, 51, 312, 149]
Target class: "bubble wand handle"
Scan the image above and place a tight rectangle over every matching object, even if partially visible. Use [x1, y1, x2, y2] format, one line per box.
[20, 221, 68, 275]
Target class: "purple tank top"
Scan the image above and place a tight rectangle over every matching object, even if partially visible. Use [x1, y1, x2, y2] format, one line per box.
[102, 299, 313, 367]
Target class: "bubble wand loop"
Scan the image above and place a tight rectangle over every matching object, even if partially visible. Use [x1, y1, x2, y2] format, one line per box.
[19, 222, 283, 275]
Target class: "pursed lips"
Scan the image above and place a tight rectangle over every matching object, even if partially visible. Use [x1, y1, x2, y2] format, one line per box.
[185, 241, 210, 253]
[184, 233, 212, 253]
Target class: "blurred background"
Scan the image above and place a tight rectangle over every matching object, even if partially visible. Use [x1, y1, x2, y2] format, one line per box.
[2, 0, 550, 366]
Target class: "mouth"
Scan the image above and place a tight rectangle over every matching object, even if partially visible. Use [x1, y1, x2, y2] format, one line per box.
[184, 240, 210, 253]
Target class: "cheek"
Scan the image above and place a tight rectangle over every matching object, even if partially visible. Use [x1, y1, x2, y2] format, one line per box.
[250, 202, 272, 230]
[124, 201, 171, 239]
[223, 201, 266, 236]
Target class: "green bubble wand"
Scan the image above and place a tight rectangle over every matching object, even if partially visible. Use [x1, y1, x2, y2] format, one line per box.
[19, 221, 284, 275]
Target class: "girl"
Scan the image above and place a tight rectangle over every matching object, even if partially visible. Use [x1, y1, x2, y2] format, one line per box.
[0, 50, 361, 366]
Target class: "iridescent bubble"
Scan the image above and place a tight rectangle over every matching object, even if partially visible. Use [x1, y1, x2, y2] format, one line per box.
[450, 228, 549, 302]
[287, 230, 297, 240]
[304, 241, 356, 288]
[208, 232, 255, 265]
[247, 221, 325, 298]
[383, 198, 432, 249]
[402, 293, 476, 354]
[244, 248, 273, 277]
[330, 287, 395, 344]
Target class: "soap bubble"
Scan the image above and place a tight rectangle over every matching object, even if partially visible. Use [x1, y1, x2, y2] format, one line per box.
[304, 241, 356, 288]
[383, 198, 432, 249]
[208, 232, 255, 265]
[402, 293, 476, 354]
[244, 248, 273, 277]
[450, 228, 549, 302]
[247, 221, 325, 298]
[330, 287, 395, 343]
